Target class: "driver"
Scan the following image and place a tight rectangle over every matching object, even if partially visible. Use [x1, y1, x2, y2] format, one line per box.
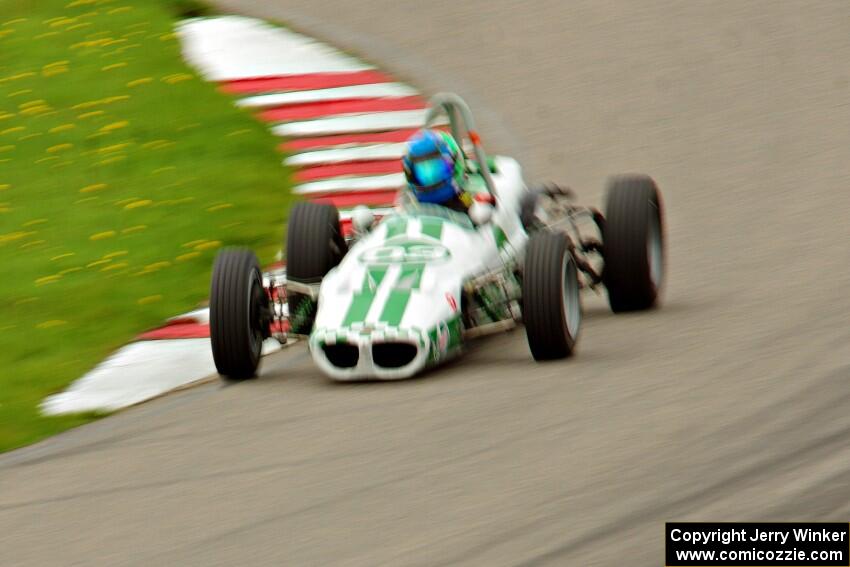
[402, 129, 489, 214]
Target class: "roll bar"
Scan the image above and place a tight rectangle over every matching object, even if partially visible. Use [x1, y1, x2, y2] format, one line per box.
[424, 93, 498, 197]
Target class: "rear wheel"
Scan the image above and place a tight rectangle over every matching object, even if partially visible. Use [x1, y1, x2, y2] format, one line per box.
[522, 231, 581, 360]
[602, 174, 665, 312]
[286, 202, 347, 334]
[210, 249, 268, 380]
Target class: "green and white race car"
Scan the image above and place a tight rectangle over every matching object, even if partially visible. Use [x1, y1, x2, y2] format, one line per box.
[209, 94, 665, 381]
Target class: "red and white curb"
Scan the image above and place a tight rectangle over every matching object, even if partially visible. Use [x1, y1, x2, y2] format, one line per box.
[42, 15, 422, 415]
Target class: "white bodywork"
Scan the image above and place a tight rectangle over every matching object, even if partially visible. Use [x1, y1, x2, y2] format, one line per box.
[309, 156, 529, 380]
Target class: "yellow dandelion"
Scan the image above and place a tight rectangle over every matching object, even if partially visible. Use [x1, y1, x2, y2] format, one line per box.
[35, 157, 59, 165]
[47, 143, 73, 153]
[78, 110, 104, 119]
[51, 252, 75, 260]
[20, 104, 52, 116]
[1, 127, 25, 135]
[35, 32, 60, 40]
[101, 261, 128, 272]
[0, 112, 15, 120]
[3, 18, 27, 26]
[0, 145, 14, 153]
[8, 89, 32, 97]
[21, 239, 46, 248]
[74, 196, 98, 204]
[66, 0, 97, 7]
[194, 241, 222, 252]
[176, 251, 200, 262]
[103, 250, 128, 258]
[207, 204, 234, 212]
[49, 124, 76, 134]
[0, 184, 9, 191]
[1, 231, 34, 245]
[20, 133, 43, 141]
[37, 320, 67, 329]
[42, 61, 70, 77]
[99, 120, 128, 133]
[107, 6, 132, 14]
[127, 78, 152, 88]
[142, 140, 173, 150]
[138, 295, 162, 305]
[47, 17, 76, 28]
[182, 239, 207, 248]
[86, 259, 111, 268]
[144, 261, 170, 271]
[0, 72, 36, 83]
[102, 62, 127, 71]
[159, 33, 175, 41]
[59, 267, 82, 275]
[15, 297, 38, 306]
[162, 73, 193, 85]
[35, 275, 61, 286]
[121, 225, 146, 234]
[80, 183, 107, 193]
[0, 204, 12, 213]
[24, 219, 48, 226]
[95, 143, 132, 154]
[96, 155, 126, 166]
[89, 230, 116, 241]
[124, 199, 152, 209]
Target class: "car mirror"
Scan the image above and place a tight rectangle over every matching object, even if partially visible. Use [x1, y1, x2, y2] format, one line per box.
[351, 206, 375, 233]
[469, 201, 494, 225]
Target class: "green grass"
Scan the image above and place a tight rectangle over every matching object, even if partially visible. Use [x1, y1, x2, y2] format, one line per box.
[0, 0, 294, 451]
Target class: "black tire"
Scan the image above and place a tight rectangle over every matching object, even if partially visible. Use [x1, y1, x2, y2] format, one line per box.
[602, 174, 665, 312]
[210, 249, 268, 380]
[522, 231, 581, 360]
[286, 202, 347, 334]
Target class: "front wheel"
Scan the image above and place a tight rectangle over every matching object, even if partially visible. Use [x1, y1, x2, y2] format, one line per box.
[210, 249, 269, 380]
[602, 174, 665, 312]
[522, 231, 581, 360]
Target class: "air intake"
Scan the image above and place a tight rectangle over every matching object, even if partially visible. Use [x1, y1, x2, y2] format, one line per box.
[372, 342, 418, 368]
[322, 343, 359, 368]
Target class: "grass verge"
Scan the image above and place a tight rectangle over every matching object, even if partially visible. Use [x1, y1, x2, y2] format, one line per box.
[0, 0, 293, 451]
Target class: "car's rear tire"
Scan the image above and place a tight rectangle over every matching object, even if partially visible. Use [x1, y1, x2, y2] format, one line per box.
[286, 202, 347, 334]
[522, 231, 581, 360]
[602, 174, 665, 312]
[210, 249, 268, 380]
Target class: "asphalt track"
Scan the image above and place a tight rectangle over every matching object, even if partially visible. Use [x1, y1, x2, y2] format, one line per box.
[3, 1, 850, 565]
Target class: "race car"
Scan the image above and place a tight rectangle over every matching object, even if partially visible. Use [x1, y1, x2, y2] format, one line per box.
[209, 93, 665, 381]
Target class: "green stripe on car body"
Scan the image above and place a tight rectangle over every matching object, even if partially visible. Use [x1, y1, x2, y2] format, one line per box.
[420, 217, 444, 241]
[342, 266, 388, 326]
[383, 216, 408, 239]
[378, 263, 425, 326]
[492, 225, 508, 250]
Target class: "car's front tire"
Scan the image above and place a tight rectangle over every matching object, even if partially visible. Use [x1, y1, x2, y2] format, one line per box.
[602, 174, 665, 312]
[210, 249, 268, 381]
[522, 231, 581, 360]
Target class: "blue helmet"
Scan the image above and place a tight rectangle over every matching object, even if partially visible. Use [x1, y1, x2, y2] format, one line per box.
[402, 129, 464, 204]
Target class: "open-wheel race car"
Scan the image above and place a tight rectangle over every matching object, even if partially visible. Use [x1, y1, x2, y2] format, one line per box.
[209, 93, 665, 381]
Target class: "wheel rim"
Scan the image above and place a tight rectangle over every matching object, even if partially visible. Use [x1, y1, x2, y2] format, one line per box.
[247, 270, 265, 359]
[647, 208, 663, 290]
[562, 253, 581, 337]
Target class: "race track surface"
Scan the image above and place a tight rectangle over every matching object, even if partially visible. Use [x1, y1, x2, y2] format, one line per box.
[3, 1, 850, 565]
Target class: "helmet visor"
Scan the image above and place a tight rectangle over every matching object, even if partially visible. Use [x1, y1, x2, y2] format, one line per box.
[410, 156, 453, 189]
